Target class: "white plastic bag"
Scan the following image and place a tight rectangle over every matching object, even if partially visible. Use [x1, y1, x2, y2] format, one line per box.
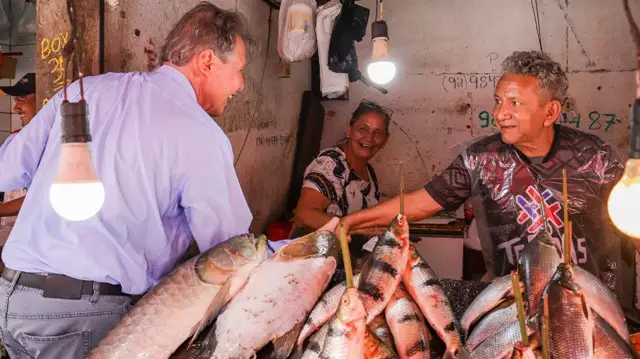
[278, 0, 317, 63]
[316, 0, 349, 98]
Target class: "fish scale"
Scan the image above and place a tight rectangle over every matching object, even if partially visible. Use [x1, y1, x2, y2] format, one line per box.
[358, 215, 410, 323]
[544, 264, 594, 359]
[302, 323, 330, 359]
[517, 231, 562, 315]
[594, 315, 636, 358]
[469, 319, 535, 359]
[403, 246, 464, 358]
[364, 327, 398, 359]
[465, 302, 518, 352]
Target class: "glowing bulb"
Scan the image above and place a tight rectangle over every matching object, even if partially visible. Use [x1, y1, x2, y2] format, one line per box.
[49, 100, 104, 221]
[367, 61, 396, 85]
[608, 159, 640, 238]
[49, 143, 105, 221]
[368, 20, 396, 85]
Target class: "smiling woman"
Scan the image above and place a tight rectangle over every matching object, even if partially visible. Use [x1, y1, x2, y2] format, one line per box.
[292, 100, 391, 236]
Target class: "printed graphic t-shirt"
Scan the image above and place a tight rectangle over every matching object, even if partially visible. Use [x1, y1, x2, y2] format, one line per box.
[425, 125, 625, 280]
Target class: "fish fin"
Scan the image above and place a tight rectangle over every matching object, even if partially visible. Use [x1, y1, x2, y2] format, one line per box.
[195, 321, 218, 358]
[188, 278, 233, 349]
[272, 320, 306, 359]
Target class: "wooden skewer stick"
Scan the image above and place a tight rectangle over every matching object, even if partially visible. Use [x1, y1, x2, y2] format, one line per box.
[563, 169, 571, 265]
[339, 223, 354, 288]
[541, 293, 551, 359]
[511, 271, 529, 346]
[400, 161, 405, 216]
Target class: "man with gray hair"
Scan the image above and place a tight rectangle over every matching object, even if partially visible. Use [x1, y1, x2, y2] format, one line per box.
[339, 50, 625, 282]
[0, 2, 252, 356]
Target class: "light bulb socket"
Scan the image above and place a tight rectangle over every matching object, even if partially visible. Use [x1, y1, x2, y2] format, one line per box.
[631, 99, 640, 159]
[60, 100, 91, 144]
[371, 20, 389, 41]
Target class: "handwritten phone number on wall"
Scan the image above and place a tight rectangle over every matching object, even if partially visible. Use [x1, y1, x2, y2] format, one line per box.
[441, 74, 501, 92]
[477, 110, 619, 132]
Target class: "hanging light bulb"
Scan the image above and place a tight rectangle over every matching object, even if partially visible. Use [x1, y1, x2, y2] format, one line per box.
[49, 0, 105, 221]
[367, 0, 395, 85]
[609, 0, 640, 238]
[607, 100, 640, 238]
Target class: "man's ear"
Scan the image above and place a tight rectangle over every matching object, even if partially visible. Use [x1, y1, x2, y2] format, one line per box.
[195, 49, 223, 76]
[544, 99, 562, 127]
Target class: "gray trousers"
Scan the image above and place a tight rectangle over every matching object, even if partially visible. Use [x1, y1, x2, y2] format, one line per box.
[0, 272, 132, 358]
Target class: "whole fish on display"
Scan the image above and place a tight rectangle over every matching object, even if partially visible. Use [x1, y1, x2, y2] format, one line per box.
[301, 323, 330, 359]
[593, 315, 637, 359]
[369, 314, 395, 351]
[465, 302, 518, 352]
[319, 287, 367, 359]
[89, 234, 268, 359]
[385, 284, 431, 359]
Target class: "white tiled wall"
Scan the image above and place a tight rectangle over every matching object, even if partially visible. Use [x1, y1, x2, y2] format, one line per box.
[0, 0, 36, 145]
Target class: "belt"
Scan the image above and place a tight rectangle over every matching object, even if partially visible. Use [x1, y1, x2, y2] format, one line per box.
[1, 268, 127, 300]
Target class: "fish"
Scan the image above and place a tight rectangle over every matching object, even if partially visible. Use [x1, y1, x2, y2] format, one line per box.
[203, 230, 339, 359]
[369, 314, 395, 351]
[465, 302, 518, 352]
[358, 214, 410, 323]
[510, 342, 542, 359]
[319, 287, 367, 359]
[385, 284, 431, 359]
[298, 274, 362, 345]
[460, 274, 523, 337]
[402, 245, 463, 358]
[469, 319, 535, 359]
[594, 314, 637, 359]
[365, 327, 399, 359]
[89, 234, 268, 359]
[301, 322, 330, 359]
[544, 263, 594, 359]
[572, 265, 629, 342]
[517, 230, 562, 314]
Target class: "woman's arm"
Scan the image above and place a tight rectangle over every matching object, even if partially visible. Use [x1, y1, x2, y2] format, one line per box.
[0, 196, 25, 217]
[294, 188, 336, 230]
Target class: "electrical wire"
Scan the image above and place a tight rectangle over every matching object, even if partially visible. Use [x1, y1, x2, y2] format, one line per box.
[63, 0, 85, 101]
[234, 9, 273, 167]
[530, 0, 543, 52]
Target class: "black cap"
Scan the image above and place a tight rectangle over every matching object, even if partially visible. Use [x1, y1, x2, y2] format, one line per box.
[0, 73, 35, 97]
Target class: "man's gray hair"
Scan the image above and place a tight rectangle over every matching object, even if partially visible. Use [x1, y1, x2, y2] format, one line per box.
[161, 2, 253, 66]
[501, 51, 569, 102]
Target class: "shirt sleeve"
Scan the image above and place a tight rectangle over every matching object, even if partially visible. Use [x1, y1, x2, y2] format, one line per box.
[424, 153, 473, 211]
[0, 91, 59, 191]
[597, 141, 625, 198]
[179, 128, 253, 252]
[302, 154, 345, 203]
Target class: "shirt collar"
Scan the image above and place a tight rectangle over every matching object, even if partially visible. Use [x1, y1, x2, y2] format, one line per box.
[155, 65, 197, 102]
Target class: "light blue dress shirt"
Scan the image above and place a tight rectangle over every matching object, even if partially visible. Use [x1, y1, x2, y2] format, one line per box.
[0, 65, 253, 294]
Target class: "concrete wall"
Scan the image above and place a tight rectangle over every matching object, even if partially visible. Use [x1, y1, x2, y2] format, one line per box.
[0, 0, 36, 143]
[320, 0, 639, 201]
[103, 0, 310, 232]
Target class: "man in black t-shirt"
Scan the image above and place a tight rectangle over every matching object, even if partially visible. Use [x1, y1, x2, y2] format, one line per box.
[339, 51, 625, 283]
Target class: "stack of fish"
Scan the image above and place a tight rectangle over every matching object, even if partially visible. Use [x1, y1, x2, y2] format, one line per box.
[461, 230, 638, 358]
[88, 213, 468, 359]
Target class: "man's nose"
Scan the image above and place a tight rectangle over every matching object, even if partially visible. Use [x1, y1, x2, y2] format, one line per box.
[494, 105, 510, 121]
[12, 102, 20, 113]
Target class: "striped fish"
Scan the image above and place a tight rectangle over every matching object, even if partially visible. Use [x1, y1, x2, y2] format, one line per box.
[403, 245, 465, 358]
[301, 322, 330, 359]
[319, 288, 367, 359]
[368, 314, 395, 351]
[358, 214, 410, 323]
[298, 274, 361, 346]
[385, 284, 431, 359]
[365, 327, 399, 359]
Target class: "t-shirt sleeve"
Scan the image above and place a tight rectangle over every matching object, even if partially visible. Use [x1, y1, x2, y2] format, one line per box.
[424, 153, 473, 211]
[302, 155, 345, 203]
[597, 141, 625, 198]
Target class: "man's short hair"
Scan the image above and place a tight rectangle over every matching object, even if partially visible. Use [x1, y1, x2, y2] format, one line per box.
[161, 2, 253, 66]
[501, 51, 569, 103]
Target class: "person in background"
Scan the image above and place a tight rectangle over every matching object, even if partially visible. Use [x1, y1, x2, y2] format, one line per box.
[293, 100, 391, 237]
[0, 73, 37, 246]
[338, 51, 625, 286]
[0, 3, 253, 357]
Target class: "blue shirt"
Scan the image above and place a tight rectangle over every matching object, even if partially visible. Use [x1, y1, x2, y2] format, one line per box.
[0, 66, 253, 294]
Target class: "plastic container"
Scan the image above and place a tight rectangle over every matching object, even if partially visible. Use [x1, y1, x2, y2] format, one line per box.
[267, 221, 293, 241]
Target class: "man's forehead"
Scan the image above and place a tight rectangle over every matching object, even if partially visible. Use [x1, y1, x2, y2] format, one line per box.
[495, 74, 542, 94]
